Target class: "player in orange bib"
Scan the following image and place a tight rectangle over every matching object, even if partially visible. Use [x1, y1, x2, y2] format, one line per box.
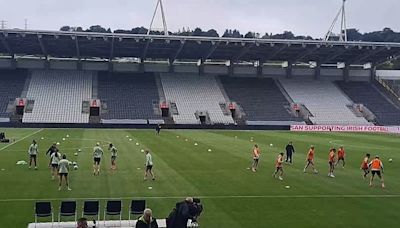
[335, 146, 345, 168]
[273, 152, 284, 180]
[328, 148, 336, 178]
[360, 153, 370, 179]
[303, 146, 318, 174]
[368, 155, 385, 188]
[250, 144, 261, 172]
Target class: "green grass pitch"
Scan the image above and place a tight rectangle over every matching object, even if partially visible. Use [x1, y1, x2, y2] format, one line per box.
[0, 128, 399, 227]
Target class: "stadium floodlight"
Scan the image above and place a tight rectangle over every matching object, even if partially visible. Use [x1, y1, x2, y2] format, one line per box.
[363, 63, 372, 69]
[337, 62, 346, 69]
[325, 0, 347, 42]
[309, 61, 317, 68]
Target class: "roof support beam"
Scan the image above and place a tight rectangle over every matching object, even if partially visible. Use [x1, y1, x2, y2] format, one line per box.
[74, 36, 80, 59]
[109, 37, 115, 61]
[108, 37, 115, 71]
[293, 45, 320, 63]
[202, 41, 220, 61]
[322, 46, 353, 63]
[142, 39, 152, 60]
[348, 46, 387, 64]
[232, 43, 255, 62]
[0, 34, 12, 55]
[37, 34, 47, 57]
[265, 44, 290, 61]
[170, 40, 185, 63]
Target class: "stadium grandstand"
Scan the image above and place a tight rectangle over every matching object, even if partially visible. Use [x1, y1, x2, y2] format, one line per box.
[0, 28, 399, 127]
[2, 1, 400, 227]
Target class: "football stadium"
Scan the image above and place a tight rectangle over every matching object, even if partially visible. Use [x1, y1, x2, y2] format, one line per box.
[0, 0, 400, 227]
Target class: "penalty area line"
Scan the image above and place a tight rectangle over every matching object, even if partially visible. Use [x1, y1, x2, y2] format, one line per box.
[1, 194, 400, 202]
[0, 129, 43, 152]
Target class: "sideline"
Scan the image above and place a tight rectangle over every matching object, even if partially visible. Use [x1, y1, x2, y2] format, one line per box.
[0, 129, 43, 152]
[1, 194, 400, 202]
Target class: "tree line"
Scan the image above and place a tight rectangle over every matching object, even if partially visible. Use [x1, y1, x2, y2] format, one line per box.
[60, 25, 400, 42]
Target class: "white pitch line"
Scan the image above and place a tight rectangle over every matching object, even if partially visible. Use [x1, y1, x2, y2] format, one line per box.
[0, 194, 399, 202]
[0, 129, 43, 152]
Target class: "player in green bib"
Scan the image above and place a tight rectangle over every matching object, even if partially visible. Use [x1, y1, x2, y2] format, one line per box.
[109, 143, 118, 170]
[144, 150, 155, 181]
[93, 143, 103, 175]
[28, 140, 39, 169]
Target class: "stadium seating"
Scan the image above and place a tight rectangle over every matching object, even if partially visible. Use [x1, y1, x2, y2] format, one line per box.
[97, 72, 162, 122]
[58, 201, 77, 223]
[160, 74, 234, 124]
[22, 70, 92, 123]
[337, 81, 400, 125]
[104, 200, 122, 225]
[280, 79, 370, 125]
[34, 202, 54, 226]
[0, 70, 27, 118]
[220, 77, 302, 123]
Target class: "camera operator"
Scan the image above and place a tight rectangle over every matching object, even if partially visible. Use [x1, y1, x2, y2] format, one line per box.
[167, 197, 203, 228]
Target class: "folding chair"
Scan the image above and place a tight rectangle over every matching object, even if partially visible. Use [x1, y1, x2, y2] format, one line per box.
[82, 200, 100, 222]
[59, 201, 77, 225]
[104, 200, 122, 226]
[128, 200, 146, 225]
[34, 201, 53, 227]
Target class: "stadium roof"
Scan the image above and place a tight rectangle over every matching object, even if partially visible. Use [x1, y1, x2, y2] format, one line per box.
[1, 29, 400, 65]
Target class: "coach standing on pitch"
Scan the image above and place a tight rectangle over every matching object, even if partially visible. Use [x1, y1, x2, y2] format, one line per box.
[285, 141, 295, 164]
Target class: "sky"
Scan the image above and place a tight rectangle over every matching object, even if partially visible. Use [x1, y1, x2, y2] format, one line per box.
[0, 0, 399, 38]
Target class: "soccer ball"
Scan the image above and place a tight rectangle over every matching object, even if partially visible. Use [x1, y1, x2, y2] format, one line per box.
[66, 135, 69, 138]
[77, 149, 82, 152]
[129, 138, 133, 141]
[389, 158, 393, 162]
[140, 149, 145, 153]
[208, 149, 212, 152]
[135, 142, 139, 146]
[56, 142, 60, 145]
[270, 143, 273, 147]
[62, 138, 65, 141]
[194, 143, 198, 146]
[74, 152, 78, 156]
[73, 165, 78, 170]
